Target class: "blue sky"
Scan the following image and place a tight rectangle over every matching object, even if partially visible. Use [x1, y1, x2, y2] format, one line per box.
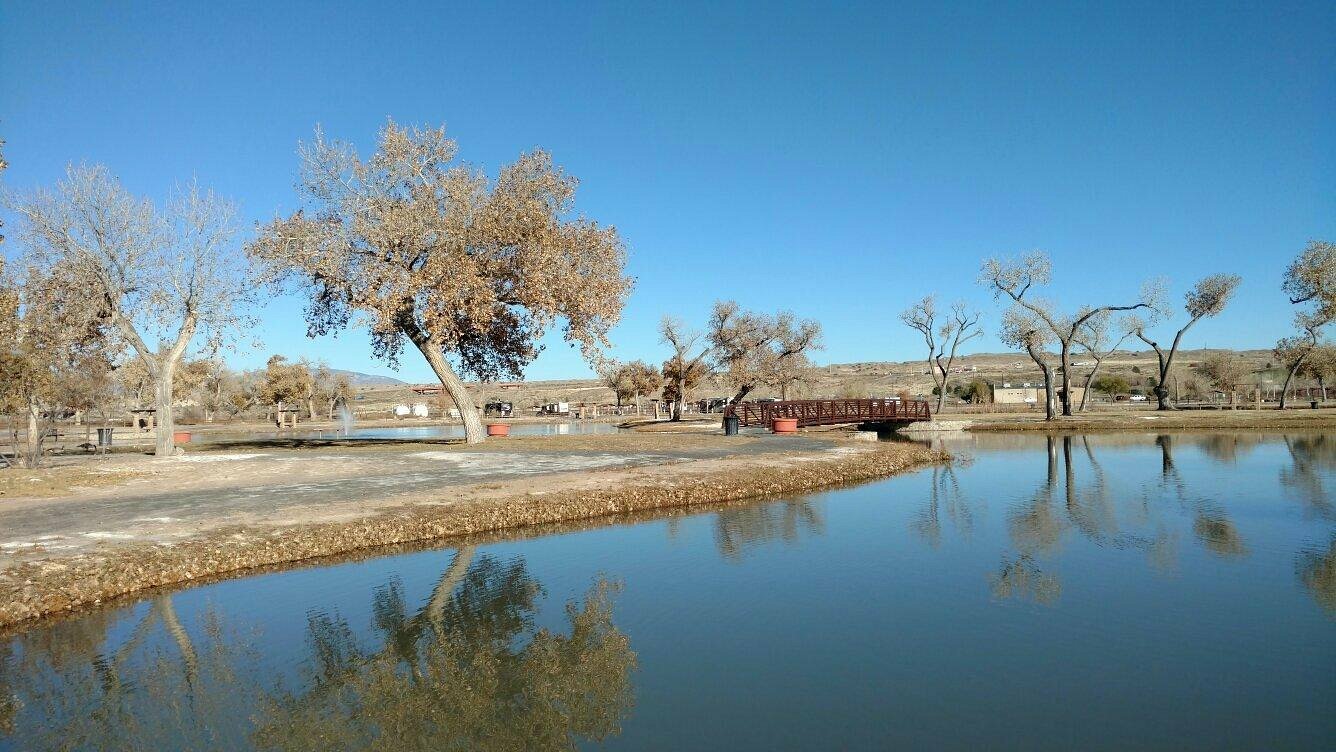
[2, 1, 1333, 382]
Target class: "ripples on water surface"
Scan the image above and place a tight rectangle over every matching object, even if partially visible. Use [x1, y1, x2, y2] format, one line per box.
[2, 432, 1333, 750]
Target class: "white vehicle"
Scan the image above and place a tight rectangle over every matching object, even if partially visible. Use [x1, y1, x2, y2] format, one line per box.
[1129, 394, 1147, 402]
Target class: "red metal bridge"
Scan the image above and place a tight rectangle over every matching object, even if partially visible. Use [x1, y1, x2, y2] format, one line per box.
[725, 398, 931, 428]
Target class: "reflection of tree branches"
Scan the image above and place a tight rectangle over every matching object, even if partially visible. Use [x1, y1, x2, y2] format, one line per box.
[1006, 436, 1066, 556]
[912, 463, 973, 547]
[1196, 434, 1263, 465]
[713, 499, 824, 560]
[990, 554, 1061, 605]
[257, 554, 637, 751]
[1281, 435, 1335, 519]
[2, 548, 637, 751]
[1296, 535, 1336, 614]
[4, 602, 256, 750]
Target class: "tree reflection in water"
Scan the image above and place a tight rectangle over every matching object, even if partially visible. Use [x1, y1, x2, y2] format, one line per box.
[1281, 434, 1336, 520]
[0, 550, 636, 751]
[1296, 535, 1336, 613]
[257, 550, 636, 752]
[923, 434, 1263, 606]
[712, 499, 824, 561]
[912, 464, 973, 548]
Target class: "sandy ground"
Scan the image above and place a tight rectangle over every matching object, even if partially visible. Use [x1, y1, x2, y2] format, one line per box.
[0, 433, 829, 561]
[0, 432, 943, 629]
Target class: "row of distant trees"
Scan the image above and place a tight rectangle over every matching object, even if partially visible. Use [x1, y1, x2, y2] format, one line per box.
[901, 242, 1334, 419]
[0, 347, 352, 467]
[1, 121, 634, 462]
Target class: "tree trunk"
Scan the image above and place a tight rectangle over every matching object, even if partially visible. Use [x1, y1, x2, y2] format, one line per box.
[1024, 343, 1056, 420]
[1279, 359, 1305, 409]
[1059, 342, 1074, 416]
[25, 402, 41, 468]
[307, 398, 316, 420]
[731, 385, 752, 407]
[1079, 362, 1103, 412]
[153, 359, 178, 457]
[413, 337, 485, 443]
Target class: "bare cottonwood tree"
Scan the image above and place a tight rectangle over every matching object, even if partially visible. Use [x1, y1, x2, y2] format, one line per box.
[709, 301, 823, 405]
[660, 317, 712, 421]
[1131, 273, 1242, 410]
[1072, 312, 1137, 411]
[999, 307, 1057, 420]
[899, 295, 982, 412]
[249, 121, 631, 443]
[7, 165, 253, 456]
[1276, 241, 1336, 407]
[980, 251, 1158, 417]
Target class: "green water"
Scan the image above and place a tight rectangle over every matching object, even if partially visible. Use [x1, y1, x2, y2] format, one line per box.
[1, 432, 1333, 750]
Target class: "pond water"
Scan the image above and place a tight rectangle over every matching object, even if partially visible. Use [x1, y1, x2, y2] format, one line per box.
[2, 432, 1333, 750]
[196, 421, 621, 443]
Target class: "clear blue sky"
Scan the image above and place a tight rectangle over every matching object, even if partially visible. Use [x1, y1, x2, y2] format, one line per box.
[2, 1, 1333, 382]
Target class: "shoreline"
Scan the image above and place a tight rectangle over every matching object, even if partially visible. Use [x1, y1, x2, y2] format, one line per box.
[0, 440, 943, 632]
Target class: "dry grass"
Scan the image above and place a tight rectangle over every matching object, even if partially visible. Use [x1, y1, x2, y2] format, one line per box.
[0, 464, 149, 499]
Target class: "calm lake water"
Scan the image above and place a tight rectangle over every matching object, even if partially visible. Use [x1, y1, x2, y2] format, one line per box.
[2, 432, 1333, 750]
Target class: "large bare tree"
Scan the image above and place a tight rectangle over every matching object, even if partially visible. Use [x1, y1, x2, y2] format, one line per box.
[8, 165, 253, 456]
[249, 122, 631, 443]
[659, 316, 712, 421]
[980, 251, 1158, 417]
[1276, 241, 1336, 407]
[1131, 273, 1242, 410]
[999, 307, 1056, 420]
[899, 295, 982, 412]
[709, 301, 822, 405]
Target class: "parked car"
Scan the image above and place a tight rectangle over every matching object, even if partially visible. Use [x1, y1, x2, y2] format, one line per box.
[1129, 394, 1147, 402]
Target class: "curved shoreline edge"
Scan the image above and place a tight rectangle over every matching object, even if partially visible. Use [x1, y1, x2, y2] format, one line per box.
[0, 443, 944, 632]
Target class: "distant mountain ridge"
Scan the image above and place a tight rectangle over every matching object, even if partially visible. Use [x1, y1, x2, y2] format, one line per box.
[330, 368, 406, 386]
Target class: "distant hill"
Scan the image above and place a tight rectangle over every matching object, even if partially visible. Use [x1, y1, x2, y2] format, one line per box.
[330, 369, 406, 386]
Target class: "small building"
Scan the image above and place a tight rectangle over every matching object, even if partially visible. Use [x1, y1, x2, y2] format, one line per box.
[993, 382, 1086, 405]
[411, 403, 430, 418]
[394, 404, 412, 418]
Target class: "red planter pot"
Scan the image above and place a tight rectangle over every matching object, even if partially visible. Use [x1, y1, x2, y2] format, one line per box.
[771, 418, 799, 434]
[172, 431, 192, 444]
[486, 423, 510, 437]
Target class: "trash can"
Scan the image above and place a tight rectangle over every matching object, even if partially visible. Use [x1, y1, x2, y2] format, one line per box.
[723, 415, 740, 436]
[96, 427, 114, 447]
[1311, 400, 1320, 409]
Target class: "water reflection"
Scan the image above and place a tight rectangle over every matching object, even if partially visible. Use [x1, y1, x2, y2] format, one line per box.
[1281, 434, 1335, 519]
[1297, 535, 1336, 613]
[712, 500, 824, 561]
[913, 435, 1298, 606]
[1, 551, 635, 751]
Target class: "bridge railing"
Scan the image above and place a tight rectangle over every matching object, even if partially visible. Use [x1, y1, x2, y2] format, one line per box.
[726, 398, 931, 427]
